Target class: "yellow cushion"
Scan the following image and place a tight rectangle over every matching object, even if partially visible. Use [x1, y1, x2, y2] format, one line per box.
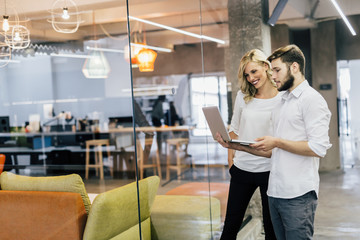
[0, 171, 91, 214]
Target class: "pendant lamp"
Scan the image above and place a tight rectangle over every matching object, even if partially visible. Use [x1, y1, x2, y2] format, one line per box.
[82, 50, 110, 79]
[82, 11, 110, 79]
[1, 0, 31, 50]
[5, 24, 30, 49]
[123, 42, 144, 64]
[48, 0, 82, 34]
[136, 48, 157, 72]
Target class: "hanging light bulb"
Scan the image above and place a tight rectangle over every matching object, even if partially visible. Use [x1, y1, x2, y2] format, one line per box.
[2, 16, 9, 32]
[61, 7, 70, 19]
[5, 25, 30, 49]
[13, 31, 21, 42]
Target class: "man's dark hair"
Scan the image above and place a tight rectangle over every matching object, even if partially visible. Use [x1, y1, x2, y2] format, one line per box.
[267, 44, 306, 76]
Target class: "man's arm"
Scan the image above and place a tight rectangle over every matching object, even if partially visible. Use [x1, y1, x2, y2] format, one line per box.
[251, 136, 321, 157]
[216, 132, 272, 158]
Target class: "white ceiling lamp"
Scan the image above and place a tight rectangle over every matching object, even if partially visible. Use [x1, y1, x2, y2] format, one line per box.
[130, 43, 171, 53]
[86, 46, 125, 53]
[0, 59, 19, 63]
[50, 52, 93, 59]
[48, 0, 83, 34]
[330, 0, 357, 36]
[128, 16, 225, 45]
[86, 44, 171, 54]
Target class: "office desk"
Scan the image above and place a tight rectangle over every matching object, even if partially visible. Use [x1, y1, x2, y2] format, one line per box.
[0, 126, 193, 176]
[0, 145, 116, 174]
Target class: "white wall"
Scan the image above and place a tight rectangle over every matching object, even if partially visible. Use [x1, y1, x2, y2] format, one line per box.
[349, 59, 360, 134]
[0, 38, 134, 128]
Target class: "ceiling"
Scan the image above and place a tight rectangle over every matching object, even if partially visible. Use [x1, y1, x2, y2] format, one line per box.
[2, 0, 360, 49]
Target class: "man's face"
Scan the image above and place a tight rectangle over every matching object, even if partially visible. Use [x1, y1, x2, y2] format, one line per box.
[271, 58, 294, 91]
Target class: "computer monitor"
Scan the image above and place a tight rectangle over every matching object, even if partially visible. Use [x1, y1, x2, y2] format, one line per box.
[0, 116, 10, 133]
[108, 116, 133, 128]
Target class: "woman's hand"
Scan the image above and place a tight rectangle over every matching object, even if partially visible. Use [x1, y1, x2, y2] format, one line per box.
[215, 132, 231, 148]
[215, 132, 245, 151]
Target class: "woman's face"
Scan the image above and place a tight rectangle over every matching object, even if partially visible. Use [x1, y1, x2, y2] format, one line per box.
[244, 61, 269, 89]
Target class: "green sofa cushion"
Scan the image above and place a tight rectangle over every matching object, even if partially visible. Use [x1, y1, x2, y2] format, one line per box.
[83, 175, 159, 240]
[0, 171, 91, 214]
[110, 218, 151, 240]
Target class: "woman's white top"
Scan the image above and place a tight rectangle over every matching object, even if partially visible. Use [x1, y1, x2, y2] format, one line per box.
[229, 91, 283, 172]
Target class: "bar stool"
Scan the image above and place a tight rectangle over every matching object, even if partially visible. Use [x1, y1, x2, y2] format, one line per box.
[136, 137, 162, 180]
[166, 138, 193, 181]
[85, 139, 111, 180]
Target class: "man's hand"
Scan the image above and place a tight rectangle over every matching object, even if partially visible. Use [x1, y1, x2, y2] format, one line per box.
[251, 136, 279, 151]
[215, 132, 272, 158]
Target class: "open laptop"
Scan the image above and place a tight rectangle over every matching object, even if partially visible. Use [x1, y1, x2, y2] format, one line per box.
[202, 106, 256, 145]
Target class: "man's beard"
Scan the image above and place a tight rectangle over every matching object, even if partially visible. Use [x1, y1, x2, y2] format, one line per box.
[278, 71, 294, 91]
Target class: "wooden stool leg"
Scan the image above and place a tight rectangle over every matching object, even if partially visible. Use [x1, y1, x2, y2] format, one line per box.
[166, 142, 171, 181]
[140, 148, 144, 179]
[176, 143, 181, 181]
[85, 145, 90, 179]
[155, 148, 162, 180]
[94, 147, 99, 177]
[98, 147, 104, 180]
[106, 143, 113, 177]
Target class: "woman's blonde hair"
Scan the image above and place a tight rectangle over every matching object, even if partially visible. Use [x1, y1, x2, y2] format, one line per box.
[238, 49, 274, 103]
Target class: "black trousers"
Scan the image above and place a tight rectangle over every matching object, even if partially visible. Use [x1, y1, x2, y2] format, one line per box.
[220, 166, 276, 240]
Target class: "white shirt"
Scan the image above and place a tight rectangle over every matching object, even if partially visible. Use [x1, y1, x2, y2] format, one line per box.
[267, 81, 332, 199]
[230, 91, 283, 172]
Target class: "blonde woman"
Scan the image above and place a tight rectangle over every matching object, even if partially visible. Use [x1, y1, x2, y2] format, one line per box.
[220, 49, 280, 240]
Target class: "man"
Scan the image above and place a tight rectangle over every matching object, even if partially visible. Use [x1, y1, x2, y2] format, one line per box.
[216, 45, 331, 239]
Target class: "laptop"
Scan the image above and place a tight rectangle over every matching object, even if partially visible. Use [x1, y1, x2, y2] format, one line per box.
[202, 106, 256, 145]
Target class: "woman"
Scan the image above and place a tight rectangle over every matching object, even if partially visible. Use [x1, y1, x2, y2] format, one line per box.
[220, 49, 281, 240]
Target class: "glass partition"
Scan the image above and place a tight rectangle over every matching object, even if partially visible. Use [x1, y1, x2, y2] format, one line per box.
[0, 0, 229, 239]
[127, 0, 228, 239]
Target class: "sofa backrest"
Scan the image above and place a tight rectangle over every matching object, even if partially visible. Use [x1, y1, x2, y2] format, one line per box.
[83, 175, 160, 240]
[0, 190, 87, 240]
[0, 171, 91, 214]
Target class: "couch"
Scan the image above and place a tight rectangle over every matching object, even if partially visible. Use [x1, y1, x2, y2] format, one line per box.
[0, 172, 221, 240]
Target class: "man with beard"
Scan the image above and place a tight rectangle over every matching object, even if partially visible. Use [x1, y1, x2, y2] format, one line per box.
[216, 45, 332, 239]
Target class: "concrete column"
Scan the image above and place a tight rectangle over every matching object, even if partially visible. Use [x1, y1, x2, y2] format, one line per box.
[311, 21, 341, 171]
[227, 0, 271, 105]
[270, 24, 290, 52]
[226, 0, 271, 226]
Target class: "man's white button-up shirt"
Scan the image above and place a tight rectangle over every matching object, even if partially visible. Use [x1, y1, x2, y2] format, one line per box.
[267, 80, 332, 199]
